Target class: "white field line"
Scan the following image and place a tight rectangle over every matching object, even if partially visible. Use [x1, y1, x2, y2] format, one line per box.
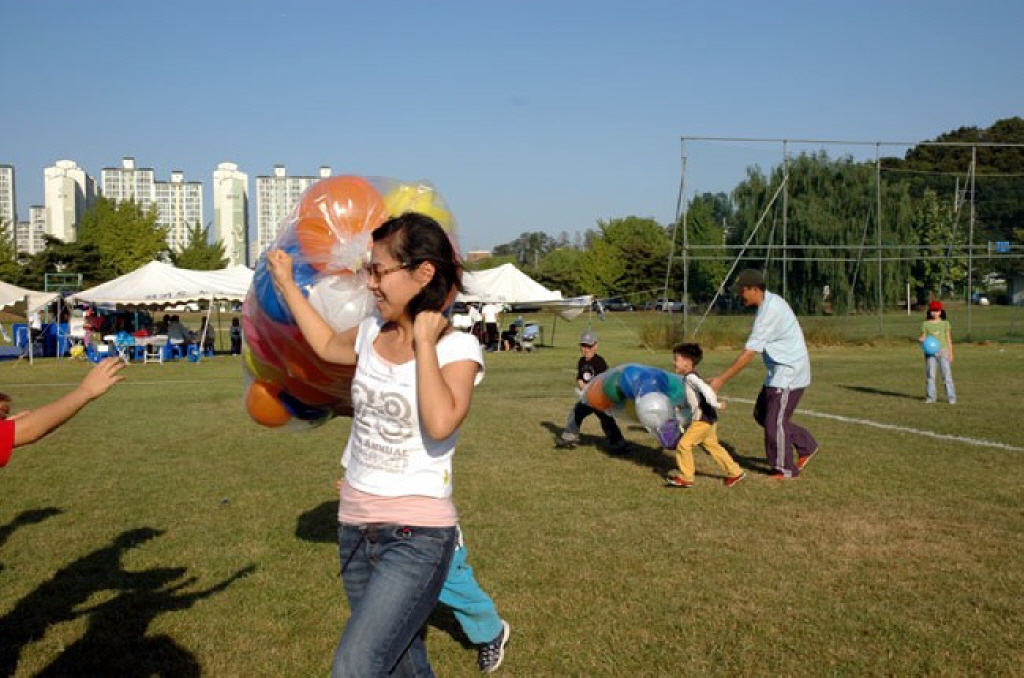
[729, 397, 1023, 452]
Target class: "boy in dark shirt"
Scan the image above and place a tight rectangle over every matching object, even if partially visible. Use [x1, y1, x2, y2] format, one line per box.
[556, 331, 628, 453]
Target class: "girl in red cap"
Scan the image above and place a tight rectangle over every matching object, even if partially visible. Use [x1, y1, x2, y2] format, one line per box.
[919, 301, 956, 404]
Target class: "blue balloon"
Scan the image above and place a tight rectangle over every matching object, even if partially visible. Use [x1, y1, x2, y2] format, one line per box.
[922, 336, 941, 356]
[253, 245, 317, 324]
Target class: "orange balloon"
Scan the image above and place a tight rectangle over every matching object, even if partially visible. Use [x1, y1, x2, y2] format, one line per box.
[246, 381, 292, 428]
[295, 176, 388, 273]
[584, 374, 614, 411]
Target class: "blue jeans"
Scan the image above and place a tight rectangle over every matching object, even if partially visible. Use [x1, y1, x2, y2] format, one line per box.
[438, 541, 503, 645]
[331, 524, 457, 677]
[925, 353, 956, 403]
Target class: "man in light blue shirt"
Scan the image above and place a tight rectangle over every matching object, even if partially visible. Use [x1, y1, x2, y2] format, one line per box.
[709, 270, 818, 478]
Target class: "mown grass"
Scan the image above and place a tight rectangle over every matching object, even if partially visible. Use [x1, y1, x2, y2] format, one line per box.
[1, 318, 1022, 676]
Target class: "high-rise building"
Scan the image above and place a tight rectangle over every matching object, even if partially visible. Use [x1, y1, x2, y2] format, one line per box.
[15, 206, 47, 255]
[254, 165, 331, 262]
[43, 159, 97, 242]
[0, 165, 15, 246]
[102, 158, 203, 253]
[155, 170, 203, 252]
[101, 157, 155, 212]
[213, 162, 249, 267]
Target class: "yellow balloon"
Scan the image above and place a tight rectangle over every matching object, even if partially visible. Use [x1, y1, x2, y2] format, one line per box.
[243, 346, 285, 383]
[383, 184, 454, 231]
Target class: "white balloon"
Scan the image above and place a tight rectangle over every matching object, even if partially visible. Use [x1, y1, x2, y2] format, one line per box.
[307, 275, 376, 332]
[634, 392, 675, 430]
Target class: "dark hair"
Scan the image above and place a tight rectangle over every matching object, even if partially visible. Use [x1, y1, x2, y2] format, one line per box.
[924, 308, 947, 320]
[372, 212, 463, 317]
[672, 342, 703, 365]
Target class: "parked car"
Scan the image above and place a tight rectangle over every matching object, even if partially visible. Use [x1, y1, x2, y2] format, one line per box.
[601, 297, 635, 312]
[655, 298, 685, 312]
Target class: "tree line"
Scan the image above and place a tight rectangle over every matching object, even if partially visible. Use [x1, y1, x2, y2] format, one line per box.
[0, 195, 227, 290]
[485, 117, 1024, 313]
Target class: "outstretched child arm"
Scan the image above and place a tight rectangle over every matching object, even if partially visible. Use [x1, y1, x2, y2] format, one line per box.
[10, 357, 126, 447]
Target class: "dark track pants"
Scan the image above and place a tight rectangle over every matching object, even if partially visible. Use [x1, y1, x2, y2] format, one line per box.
[753, 385, 817, 478]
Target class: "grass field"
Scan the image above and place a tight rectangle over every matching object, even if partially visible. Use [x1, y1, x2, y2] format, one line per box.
[1, 313, 1022, 676]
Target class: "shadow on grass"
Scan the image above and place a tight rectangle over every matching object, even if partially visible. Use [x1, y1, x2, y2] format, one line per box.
[541, 420, 775, 478]
[296, 501, 339, 544]
[836, 383, 920, 400]
[0, 526, 255, 677]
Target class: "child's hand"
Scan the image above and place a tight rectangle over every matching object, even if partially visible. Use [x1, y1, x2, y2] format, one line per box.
[718, 400, 729, 411]
[0, 392, 10, 419]
[79, 358, 127, 399]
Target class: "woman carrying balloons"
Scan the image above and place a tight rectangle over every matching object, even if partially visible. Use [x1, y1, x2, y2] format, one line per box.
[919, 300, 956, 404]
[267, 212, 484, 677]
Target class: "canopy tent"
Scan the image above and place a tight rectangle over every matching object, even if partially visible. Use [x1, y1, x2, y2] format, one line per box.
[0, 280, 62, 363]
[0, 279, 60, 316]
[70, 261, 254, 360]
[458, 263, 592, 344]
[70, 261, 252, 310]
[459, 263, 563, 305]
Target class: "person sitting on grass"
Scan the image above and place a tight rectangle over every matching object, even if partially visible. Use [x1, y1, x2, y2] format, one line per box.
[663, 343, 745, 489]
[0, 358, 126, 467]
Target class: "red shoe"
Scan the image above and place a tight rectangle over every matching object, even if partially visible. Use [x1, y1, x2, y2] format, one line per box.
[665, 475, 694, 488]
[767, 471, 797, 480]
[797, 447, 819, 470]
[723, 472, 746, 487]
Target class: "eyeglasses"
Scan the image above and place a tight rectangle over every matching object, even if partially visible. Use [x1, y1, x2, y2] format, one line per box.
[363, 261, 409, 283]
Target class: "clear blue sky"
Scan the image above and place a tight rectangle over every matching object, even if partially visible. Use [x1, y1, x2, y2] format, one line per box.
[2, 1, 1021, 253]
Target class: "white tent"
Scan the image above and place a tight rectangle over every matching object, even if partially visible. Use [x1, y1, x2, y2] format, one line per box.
[70, 261, 252, 310]
[0, 280, 61, 363]
[0, 279, 59, 315]
[459, 263, 563, 304]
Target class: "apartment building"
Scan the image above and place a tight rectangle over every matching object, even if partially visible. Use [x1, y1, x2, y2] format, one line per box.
[43, 159, 97, 242]
[254, 165, 330, 262]
[213, 162, 249, 267]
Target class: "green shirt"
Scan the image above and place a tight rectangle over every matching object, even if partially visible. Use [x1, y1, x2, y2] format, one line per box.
[921, 319, 952, 352]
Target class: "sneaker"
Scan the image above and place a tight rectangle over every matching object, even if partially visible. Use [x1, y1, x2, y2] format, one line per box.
[796, 447, 819, 471]
[767, 471, 796, 480]
[723, 472, 746, 487]
[665, 475, 694, 488]
[478, 620, 510, 673]
[554, 438, 577, 449]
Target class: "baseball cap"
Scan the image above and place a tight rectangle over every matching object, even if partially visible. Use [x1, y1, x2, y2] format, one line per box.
[731, 269, 765, 294]
[579, 331, 597, 346]
[928, 300, 943, 312]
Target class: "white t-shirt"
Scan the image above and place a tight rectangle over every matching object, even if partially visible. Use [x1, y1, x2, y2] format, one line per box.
[481, 303, 501, 324]
[342, 316, 485, 499]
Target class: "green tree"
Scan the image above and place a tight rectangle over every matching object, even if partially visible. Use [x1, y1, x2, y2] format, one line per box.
[0, 218, 19, 283]
[677, 193, 731, 304]
[77, 195, 168, 278]
[17, 236, 106, 290]
[730, 151, 914, 314]
[911, 189, 964, 301]
[171, 222, 228, 270]
[533, 247, 585, 296]
[598, 217, 672, 300]
[491, 231, 558, 269]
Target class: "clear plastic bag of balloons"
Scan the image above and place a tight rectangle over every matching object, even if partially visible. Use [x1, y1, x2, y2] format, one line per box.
[243, 175, 457, 430]
[579, 363, 692, 447]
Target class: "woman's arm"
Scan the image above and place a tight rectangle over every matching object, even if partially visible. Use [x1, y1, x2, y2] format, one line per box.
[266, 250, 358, 365]
[413, 312, 479, 440]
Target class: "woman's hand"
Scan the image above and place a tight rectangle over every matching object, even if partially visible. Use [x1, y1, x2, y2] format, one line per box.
[413, 311, 450, 349]
[266, 250, 296, 296]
